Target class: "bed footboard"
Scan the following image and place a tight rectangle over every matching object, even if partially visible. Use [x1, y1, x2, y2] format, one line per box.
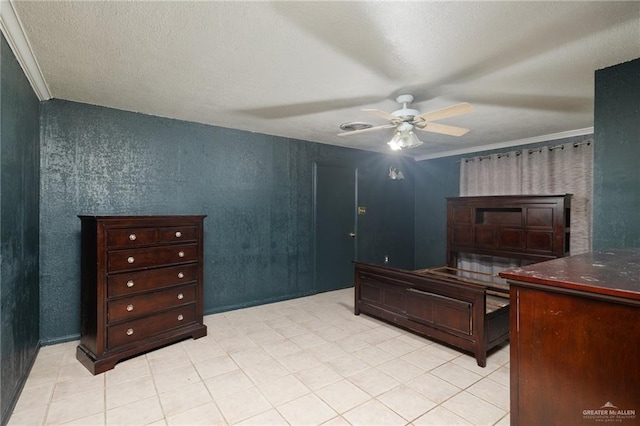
[354, 262, 509, 367]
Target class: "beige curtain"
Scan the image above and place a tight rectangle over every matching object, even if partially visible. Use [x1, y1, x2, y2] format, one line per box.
[458, 139, 593, 273]
[460, 151, 522, 196]
[521, 142, 593, 255]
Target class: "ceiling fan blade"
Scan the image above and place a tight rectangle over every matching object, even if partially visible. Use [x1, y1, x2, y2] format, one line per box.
[338, 123, 395, 136]
[362, 109, 400, 122]
[272, 2, 406, 80]
[237, 95, 383, 119]
[462, 93, 591, 112]
[415, 102, 475, 122]
[415, 122, 470, 137]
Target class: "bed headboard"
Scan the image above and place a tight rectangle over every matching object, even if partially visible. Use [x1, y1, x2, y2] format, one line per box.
[446, 194, 571, 267]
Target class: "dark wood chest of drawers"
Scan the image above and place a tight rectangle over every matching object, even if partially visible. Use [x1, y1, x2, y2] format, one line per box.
[501, 249, 640, 425]
[76, 215, 207, 374]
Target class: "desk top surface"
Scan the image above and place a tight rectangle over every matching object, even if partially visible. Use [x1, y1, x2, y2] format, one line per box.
[500, 248, 640, 301]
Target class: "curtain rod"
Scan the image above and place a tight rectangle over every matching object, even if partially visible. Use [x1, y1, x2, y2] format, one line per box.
[463, 151, 521, 163]
[462, 139, 592, 162]
[531, 139, 592, 154]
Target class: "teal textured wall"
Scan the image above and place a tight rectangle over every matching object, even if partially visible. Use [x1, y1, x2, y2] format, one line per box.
[39, 99, 415, 342]
[414, 155, 460, 267]
[0, 34, 41, 425]
[593, 58, 640, 249]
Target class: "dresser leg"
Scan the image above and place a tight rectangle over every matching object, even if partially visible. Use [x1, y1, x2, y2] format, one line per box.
[76, 345, 118, 375]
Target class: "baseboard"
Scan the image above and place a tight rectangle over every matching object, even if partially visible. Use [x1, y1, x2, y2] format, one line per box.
[38, 333, 80, 347]
[203, 290, 316, 316]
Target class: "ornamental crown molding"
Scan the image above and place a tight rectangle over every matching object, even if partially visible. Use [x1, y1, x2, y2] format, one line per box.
[1, 0, 51, 100]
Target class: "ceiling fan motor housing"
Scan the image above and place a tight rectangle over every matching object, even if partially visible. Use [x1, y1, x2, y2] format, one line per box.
[393, 94, 420, 121]
[396, 122, 414, 132]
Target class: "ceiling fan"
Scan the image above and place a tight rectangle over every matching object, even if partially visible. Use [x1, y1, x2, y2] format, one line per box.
[338, 94, 475, 150]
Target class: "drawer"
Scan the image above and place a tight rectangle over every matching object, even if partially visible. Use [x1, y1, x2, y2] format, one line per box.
[106, 228, 156, 248]
[107, 284, 197, 323]
[108, 264, 198, 298]
[108, 244, 197, 272]
[158, 226, 197, 244]
[107, 303, 197, 349]
[106, 225, 198, 248]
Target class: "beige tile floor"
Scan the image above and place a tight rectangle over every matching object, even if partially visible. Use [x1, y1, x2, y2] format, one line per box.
[9, 288, 510, 426]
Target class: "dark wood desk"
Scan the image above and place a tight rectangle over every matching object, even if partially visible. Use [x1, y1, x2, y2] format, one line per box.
[501, 249, 639, 425]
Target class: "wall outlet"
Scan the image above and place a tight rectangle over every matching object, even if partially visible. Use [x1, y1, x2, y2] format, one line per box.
[384, 255, 389, 264]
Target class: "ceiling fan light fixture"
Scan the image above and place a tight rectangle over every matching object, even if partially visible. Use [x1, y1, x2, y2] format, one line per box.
[388, 138, 402, 151]
[388, 124, 423, 151]
[388, 129, 404, 150]
[401, 130, 423, 149]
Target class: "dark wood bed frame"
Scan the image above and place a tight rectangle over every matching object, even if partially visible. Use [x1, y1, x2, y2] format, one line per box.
[354, 194, 571, 367]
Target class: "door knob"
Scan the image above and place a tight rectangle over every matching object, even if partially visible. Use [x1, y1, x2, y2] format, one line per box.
[349, 232, 356, 238]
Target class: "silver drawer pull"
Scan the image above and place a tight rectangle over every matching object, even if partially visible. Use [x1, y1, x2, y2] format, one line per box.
[126, 304, 134, 312]
[178, 251, 185, 258]
[127, 256, 135, 264]
[177, 293, 184, 300]
[177, 272, 184, 279]
[126, 328, 134, 336]
[127, 280, 134, 288]
[177, 314, 184, 321]
[129, 233, 137, 241]
[175, 231, 182, 238]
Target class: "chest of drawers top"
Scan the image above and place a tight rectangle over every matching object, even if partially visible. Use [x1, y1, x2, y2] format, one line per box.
[80, 215, 204, 243]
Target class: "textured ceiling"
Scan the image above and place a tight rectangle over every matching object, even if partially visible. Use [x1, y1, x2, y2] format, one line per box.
[11, 1, 640, 159]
